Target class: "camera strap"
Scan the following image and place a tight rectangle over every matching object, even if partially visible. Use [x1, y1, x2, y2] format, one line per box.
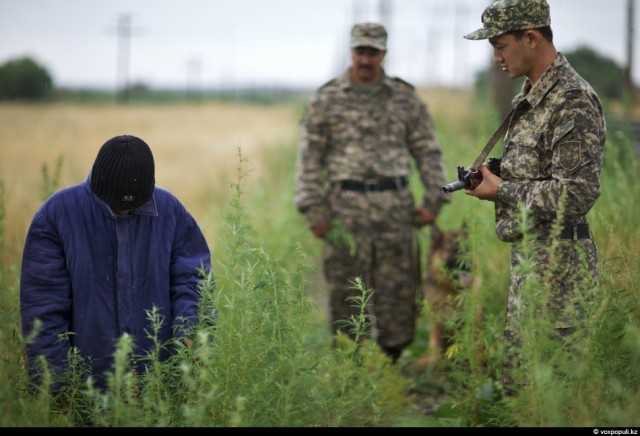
[470, 109, 514, 171]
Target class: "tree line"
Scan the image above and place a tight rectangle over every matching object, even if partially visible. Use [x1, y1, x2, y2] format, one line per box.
[0, 46, 632, 102]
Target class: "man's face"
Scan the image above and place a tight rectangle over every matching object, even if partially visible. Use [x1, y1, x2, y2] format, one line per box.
[350, 46, 386, 84]
[489, 33, 533, 80]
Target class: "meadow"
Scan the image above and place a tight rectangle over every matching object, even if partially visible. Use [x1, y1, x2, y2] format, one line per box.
[0, 88, 639, 427]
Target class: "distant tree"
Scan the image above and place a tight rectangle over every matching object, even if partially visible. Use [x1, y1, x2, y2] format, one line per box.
[564, 45, 624, 100]
[0, 57, 53, 100]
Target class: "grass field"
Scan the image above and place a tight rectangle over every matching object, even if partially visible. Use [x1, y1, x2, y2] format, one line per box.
[1, 88, 639, 427]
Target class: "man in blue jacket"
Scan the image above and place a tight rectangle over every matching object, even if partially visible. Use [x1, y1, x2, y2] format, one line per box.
[20, 134, 212, 391]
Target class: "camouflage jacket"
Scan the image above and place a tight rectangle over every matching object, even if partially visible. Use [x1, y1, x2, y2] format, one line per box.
[495, 53, 606, 242]
[294, 69, 450, 226]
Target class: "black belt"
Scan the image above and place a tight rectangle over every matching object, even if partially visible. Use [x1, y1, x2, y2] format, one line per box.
[538, 223, 591, 240]
[335, 177, 408, 193]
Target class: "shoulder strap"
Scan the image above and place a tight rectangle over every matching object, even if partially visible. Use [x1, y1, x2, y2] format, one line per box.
[470, 109, 514, 170]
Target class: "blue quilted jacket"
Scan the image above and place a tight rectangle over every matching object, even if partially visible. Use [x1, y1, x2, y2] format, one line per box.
[20, 177, 211, 389]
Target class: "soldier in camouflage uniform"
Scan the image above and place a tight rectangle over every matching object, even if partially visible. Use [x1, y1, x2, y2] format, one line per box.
[463, 0, 606, 395]
[294, 23, 450, 362]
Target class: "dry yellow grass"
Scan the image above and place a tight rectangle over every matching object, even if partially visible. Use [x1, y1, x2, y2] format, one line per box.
[0, 102, 301, 262]
[418, 87, 475, 127]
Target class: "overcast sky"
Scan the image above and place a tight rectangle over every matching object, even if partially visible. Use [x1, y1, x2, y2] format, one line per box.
[0, 0, 637, 90]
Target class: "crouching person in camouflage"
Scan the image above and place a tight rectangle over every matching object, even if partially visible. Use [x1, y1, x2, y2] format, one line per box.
[462, 0, 606, 396]
[294, 23, 450, 362]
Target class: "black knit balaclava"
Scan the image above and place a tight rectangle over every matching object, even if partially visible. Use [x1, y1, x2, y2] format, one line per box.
[90, 135, 155, 211]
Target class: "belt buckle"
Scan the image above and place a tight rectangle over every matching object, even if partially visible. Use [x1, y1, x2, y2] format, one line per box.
[364, 179, 378, 193]
[572, 226, 578, 240]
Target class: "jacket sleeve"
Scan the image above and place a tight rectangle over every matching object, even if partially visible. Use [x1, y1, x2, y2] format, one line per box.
[294, 97, 330, 227]
[20, 207, 72, 386]
[406, 94, 451, 213]
[169, 203, 212, 338]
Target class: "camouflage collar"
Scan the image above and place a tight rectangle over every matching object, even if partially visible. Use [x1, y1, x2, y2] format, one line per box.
[513, 53, 567, 108]
[339, 68, 394, 91]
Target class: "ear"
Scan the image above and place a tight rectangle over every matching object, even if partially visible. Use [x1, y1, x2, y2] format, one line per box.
[525, 29, 540, 47]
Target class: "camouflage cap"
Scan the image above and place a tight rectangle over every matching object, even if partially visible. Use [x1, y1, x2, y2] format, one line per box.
[464, 0, 551, 40]
[350, 23, 387, 50]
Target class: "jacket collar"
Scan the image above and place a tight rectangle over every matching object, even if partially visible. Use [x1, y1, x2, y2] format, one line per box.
[336, 68, 394, 92]
[513, 52, 567, 109]
[85, 174, 158, 218]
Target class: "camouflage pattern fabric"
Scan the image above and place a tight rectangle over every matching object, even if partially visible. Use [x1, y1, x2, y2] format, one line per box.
[496, 53, 605, 243]
[324, 185, 420, 349]
[506, 240, 599, 330]
[350, 23, 387, 50]
[496, 53, 606, 394]
[464, 0, 551, 40]
[295, 71, 450, 226]
[503, 238, 599, 394]
[295, 70, 449, 351]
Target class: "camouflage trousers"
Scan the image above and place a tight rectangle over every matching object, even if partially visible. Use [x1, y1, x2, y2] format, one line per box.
[323, 183, 421, 352]
[502, 237, 599, 396]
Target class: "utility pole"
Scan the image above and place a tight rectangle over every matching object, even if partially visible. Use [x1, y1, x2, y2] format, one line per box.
[623, 0, 636, 110]
[111, 13, 141, 104]
[117, 14, 131, 104]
